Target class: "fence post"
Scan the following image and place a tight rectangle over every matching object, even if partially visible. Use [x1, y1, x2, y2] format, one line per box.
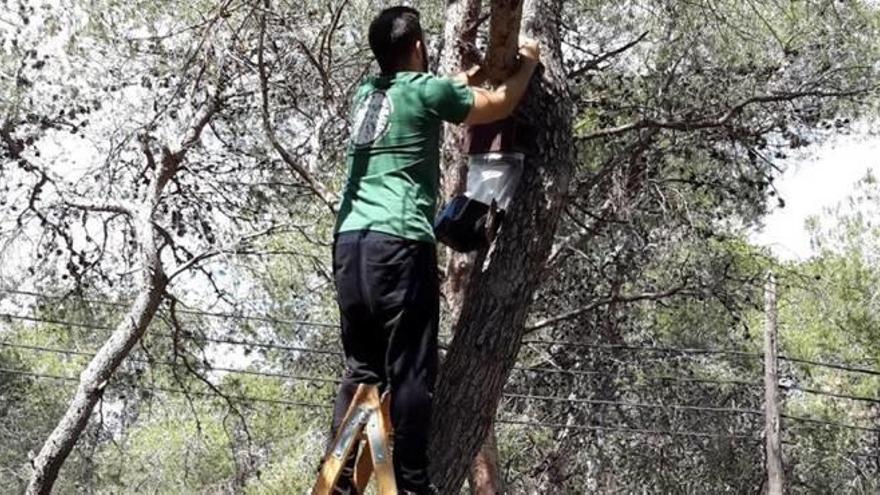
[764, 272, 784, 494]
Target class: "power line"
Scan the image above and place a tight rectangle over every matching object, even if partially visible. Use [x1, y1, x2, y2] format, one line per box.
[521, 339, 763, 359]
[2, 340, 758, 416]
[0, 312, 846, 401]
[511, 365, 762, 388]
[6, 312, 880, 409]
[1, 312, 760, 366]
[503, 392, 763, 416]
[1, 312, 113, 331]
[524, 338, 880, 379]
[642, 375, 761, 388]
[0, 313, 756, 387]
[781, 413, 880, 434]
[0, 366, 331, 410]
[784, 384, 880, 405]
[151, 331, 345, 357]
[6, 294, 880, 443]
[0, 341, 341, 385]
[1, 317, 764, 395]
[511, 365, 601, 377]
[494, 418, 758, 439]
[0, 313, 344, 358]
[0, 288, 339, 329]
[3, 365, 875, 440]
[780, 440, 880, 460]
[8, 290, 880, 380]
[0, 366, 756, 441]
[508, 402, 880, 435]
[781, 354, 880, 378]
[506, 393, 880, 434]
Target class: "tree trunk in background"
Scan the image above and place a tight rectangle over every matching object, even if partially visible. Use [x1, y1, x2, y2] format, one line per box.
[483, 0, 523, 83]
[468, 428, 503, 494]
[763, 274, 784, 494]
[431, 0, 573, 492]
[24, 111, 213, 492]
[440, 0, 482, 321]
[439, 2, 505, 493]
[26, 209, 167, 495]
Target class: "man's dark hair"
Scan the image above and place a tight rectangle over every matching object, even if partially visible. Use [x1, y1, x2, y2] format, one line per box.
[368, 6, 424, 73]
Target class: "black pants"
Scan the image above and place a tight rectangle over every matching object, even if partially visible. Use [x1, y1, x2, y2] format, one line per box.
[329, 230, 439, 491]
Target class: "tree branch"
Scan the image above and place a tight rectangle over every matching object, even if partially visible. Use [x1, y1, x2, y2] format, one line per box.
[568, 31, 649, 78]
[147, 97, 221, 208]
[525, 285, 697, 333]
[165, 222, 307, 281]
[62, 198, 132, 216]
[577, 87, 877, 140]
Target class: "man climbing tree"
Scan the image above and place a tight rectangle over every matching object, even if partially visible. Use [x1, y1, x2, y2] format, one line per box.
[324, 6, 539, 494]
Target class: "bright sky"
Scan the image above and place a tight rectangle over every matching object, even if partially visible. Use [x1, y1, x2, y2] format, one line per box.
[751, 122, 880, 260]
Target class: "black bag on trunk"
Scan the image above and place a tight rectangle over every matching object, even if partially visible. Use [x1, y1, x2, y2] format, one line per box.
[434, 152, 522, 253]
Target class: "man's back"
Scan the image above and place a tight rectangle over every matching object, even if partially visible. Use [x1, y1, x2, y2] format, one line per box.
[335, 72, 473, 243]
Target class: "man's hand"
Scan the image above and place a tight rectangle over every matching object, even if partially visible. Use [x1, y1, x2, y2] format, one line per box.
[463, 39, 541, 125]
[518, 37, 540, 63]
[453, 65, 488, 87]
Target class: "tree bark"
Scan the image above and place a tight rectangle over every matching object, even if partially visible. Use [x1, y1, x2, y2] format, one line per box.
[438, 2, 506, 493]
[468, 427, 503, 494]
[430, 0, 573, 492]
[763, 273, 784, 494]
[439, 0, 483, 318]
[483, 0, 523, 83]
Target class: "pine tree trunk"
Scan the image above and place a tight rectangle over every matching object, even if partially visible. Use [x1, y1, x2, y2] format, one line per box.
[438, 2, 507, 493]
[439, 0, 483, 322]
[431, 0, 573, 492]
[24, 131, 199, 493]
[468, 428, 503, 494]
[26, 209, 167, 495]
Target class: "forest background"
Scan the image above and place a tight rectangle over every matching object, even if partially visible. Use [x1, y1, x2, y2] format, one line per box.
[2, 0, 880, 493]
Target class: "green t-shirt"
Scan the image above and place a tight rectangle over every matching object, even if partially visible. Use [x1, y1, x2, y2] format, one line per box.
[334, 71, 474, 243]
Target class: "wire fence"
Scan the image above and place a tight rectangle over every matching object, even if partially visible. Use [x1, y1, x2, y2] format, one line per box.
[2, 287, 879, 461]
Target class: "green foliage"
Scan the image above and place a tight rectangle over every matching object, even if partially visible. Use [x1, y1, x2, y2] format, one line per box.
[0, 321, 102, 493]
[769, 173, 880, 492]
[91, 377, 328, 493]
[1, 0, 878, 492]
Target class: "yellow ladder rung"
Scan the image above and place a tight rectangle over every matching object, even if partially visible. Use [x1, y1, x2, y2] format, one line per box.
[312, 384, 396, 495]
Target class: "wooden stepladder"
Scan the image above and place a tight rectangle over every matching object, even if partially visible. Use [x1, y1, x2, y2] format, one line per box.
[312, 384, 396, 495]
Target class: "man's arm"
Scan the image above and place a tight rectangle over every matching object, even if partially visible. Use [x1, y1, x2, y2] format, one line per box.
[463, 40, 540, 126]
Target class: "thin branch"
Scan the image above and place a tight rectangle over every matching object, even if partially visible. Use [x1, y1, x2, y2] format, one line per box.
[464, 13, 491, 38]
[568, 31, 649, 78]
[165, 222, 307, 281]
[578, 87, 877, 140]
[166, 296, 255, 462]
[258, 1, 337, 214]
[525, 285, 696, 333]
[62, 198, 132, 216]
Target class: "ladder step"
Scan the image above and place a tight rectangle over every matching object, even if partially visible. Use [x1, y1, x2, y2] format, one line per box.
[333, 407, 371, 459]
[312, 384, 397, 495]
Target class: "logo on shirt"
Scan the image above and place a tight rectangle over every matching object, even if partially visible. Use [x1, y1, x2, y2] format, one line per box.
[351, 90, 393, 147]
